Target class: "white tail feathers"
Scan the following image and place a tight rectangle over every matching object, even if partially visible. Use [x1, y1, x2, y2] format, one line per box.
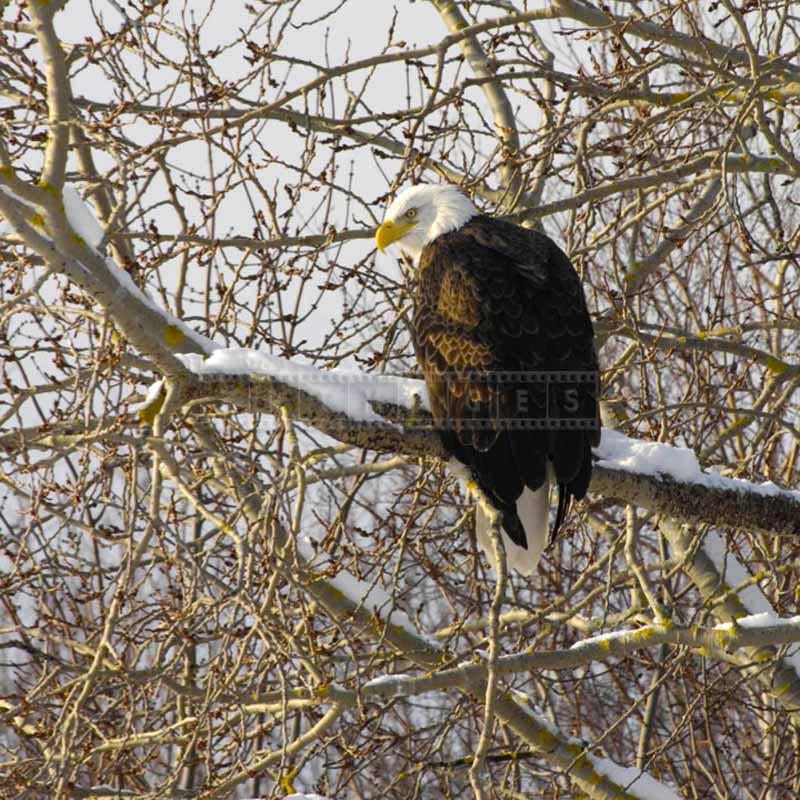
[448, 458, 551, 576]
[475, 481, 550, 576]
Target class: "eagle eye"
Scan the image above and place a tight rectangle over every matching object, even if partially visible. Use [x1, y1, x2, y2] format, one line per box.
[405, 208, 418, 220]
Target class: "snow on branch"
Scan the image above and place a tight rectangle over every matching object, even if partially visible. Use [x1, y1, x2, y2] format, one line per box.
[593, 431, 800, 535]
[0, 176, 215, 377]
[330, 615, 800, 700]
[170, 347, 800, 537]
[660, 519, 800, 722]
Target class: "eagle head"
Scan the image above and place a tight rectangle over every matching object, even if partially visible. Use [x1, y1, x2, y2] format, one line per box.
[375, 184, 477, 262]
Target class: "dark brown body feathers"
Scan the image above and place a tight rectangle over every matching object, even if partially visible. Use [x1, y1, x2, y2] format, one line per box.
[411, 215, 600, 550]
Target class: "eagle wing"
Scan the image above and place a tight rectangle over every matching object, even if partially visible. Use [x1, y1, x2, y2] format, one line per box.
[412, 214, 599, 546]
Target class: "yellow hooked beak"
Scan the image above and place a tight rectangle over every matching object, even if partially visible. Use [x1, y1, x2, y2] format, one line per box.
[375, 219, 415, 252]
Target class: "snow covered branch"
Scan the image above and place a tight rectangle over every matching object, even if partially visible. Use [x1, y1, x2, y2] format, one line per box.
[660, 520, 800, 724]
[166, 351, 800, 538]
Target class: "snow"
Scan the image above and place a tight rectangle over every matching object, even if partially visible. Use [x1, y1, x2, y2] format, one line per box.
[295, 535, 426, 641]
[177, 348, 428, 422]
[360, 372, 430, 413]
[701, 531, 772, 618]
[1, 184, 105, 251]
[106, 259, 218, 352]
[328, 565, 419, 638]
[0, 185, 38, 215]
[734, 613, 800, 629]
[128, 353, 800, 515]
[0, 185, 95, 280]
[1, 182, 217, 353]
[589, 756, 682, 800]
[128, 378, 164, 414]
[713, 613, 800, 636]
[63, 184, 217, 352]
[63, 185, 105, 249]
[596, 429, 800, 501]
[595, 430, 699, 481]
[364, 673, 413, 690]
[569, 628, 636, 650]
[511, 693, 567, 739]
[281, 795, 333, 800]
[513, 693, 681, 799]
[703, 531, 800, 678]
[244, 795, 332, 800]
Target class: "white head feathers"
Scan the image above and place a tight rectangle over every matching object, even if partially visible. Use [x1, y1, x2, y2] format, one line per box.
[377, 184, 478, 263]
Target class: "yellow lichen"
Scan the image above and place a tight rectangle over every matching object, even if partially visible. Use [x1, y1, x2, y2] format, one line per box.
[443, 2, 466, 27]
[714, 88, 741, 102]
[138, 390, 166, 426]
[766, 83, 800, 101]
[722, 417, 748, 436]
[755, 651, 773, 663]
[280, 766, 299, 793]
[537, 728, 557, 749]
[587, 770, 603, 786]
[164, 325, 186, 346]
[624, 263, 640, 282]
[634, 627, 656, 643]
[36, 180, 60, 198]
[389, 622, 410, 639]
[665, 91, 690, 104]
[715, 629, 732, 647]
[766, 356, 790, 375]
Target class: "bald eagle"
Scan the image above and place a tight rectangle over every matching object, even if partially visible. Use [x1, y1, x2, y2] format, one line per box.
[376, 184, 600, 575]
